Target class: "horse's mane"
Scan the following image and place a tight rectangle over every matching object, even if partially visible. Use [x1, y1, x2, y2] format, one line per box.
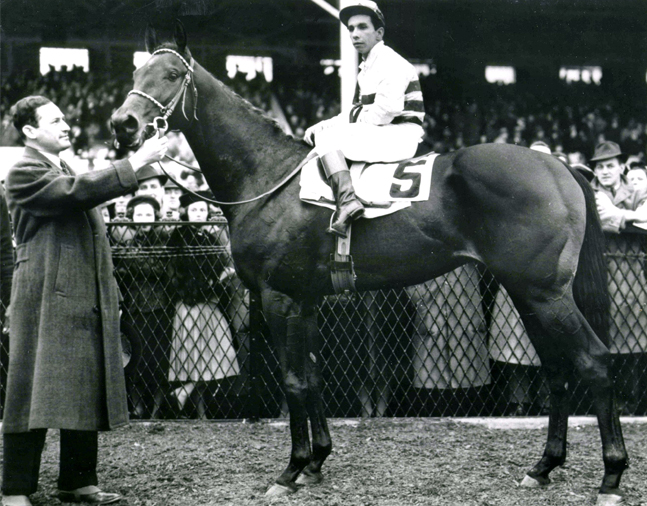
[155, 42, 302, 145]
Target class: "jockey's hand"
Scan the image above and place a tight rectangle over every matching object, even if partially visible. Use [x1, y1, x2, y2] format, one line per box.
[304, 118, 333, 146]
[304, 125, 318, 146]
[128, 134, 169, 171]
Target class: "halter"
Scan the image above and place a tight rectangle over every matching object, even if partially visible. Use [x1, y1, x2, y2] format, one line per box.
[127, 48, 199, 135]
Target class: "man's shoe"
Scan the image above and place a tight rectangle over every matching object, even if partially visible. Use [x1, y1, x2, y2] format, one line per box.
[58, 486, 122, 504]
[2, 496, 32, 506]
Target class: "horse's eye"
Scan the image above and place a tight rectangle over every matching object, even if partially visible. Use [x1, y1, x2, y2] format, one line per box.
[168, 72, 180, 82]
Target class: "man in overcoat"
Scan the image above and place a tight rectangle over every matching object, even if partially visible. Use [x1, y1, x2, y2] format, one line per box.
[2, 95, 168, 506]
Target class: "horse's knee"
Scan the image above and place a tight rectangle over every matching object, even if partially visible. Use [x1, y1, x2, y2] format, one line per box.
[283, 372, 308, 399]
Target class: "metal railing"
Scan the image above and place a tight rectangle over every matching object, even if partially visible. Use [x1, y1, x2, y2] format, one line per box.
[2, 220, 646, 419]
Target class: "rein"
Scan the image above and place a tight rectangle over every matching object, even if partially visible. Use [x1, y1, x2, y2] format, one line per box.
[156, 151, 316, 207]
[130, 47, 315, 207]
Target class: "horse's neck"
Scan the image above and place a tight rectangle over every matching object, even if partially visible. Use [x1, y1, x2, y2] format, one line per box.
[182, 64, 309, 222]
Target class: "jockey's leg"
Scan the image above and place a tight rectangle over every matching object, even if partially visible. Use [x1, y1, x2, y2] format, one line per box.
[319, 149, 365, 238]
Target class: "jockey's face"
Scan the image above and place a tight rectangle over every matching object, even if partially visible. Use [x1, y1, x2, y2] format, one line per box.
[347, 14, 384, 57]
[594, 157, 623, 191]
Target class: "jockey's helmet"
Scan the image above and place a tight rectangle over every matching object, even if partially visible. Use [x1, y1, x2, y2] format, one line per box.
[339, 1, 385, 30]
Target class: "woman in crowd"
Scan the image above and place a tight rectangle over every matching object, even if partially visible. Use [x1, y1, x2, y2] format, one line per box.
[167, 191, 240, 418]
[117, 195, 173, 419]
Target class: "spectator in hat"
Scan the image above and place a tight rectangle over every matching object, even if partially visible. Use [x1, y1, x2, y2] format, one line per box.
[134, 164, 167, 207]
[162, 178, 182, 221]
[107, 192, 136, 245]
[592, 141, 647, 232]
[167, 191, 239, 418]
[591, 140, 647, 415]
[116, 194, 173, 419]
[303, 0, 425, 237]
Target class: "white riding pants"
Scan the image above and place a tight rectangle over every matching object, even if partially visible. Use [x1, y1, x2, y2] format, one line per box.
[314, 122, 423, 163]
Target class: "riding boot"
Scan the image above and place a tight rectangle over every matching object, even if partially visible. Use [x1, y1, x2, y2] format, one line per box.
[320, 150, 365, 237]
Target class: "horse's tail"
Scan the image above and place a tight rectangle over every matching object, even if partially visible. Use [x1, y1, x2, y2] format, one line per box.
[568, 165, 609, 346]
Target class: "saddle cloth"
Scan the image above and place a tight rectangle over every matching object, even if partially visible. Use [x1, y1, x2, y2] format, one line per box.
[299, 152, 439, 218]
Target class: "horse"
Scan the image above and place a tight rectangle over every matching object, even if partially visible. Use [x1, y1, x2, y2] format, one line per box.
[110, 23, 628, 506]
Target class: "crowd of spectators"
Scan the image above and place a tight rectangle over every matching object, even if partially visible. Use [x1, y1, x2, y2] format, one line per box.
[2, 65, 645, 170]
[2, 64, 647, 419]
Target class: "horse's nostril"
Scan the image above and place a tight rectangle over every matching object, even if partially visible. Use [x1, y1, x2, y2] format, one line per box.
[112, 112, 140, 134]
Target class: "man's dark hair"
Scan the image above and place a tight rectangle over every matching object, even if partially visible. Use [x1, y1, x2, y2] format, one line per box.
[11, 95, 52, 142]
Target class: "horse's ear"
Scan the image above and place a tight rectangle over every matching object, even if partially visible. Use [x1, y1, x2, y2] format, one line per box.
[174, 20, 187, 54]
[145, 23, 158, 53]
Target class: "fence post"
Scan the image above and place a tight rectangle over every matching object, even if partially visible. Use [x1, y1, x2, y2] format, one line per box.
[247, 291, 263, 420]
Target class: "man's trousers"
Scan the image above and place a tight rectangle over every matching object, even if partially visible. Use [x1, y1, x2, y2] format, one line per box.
[2, 429, 98, 496]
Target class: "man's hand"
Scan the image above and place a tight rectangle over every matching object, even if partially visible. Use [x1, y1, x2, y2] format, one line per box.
[304, 118, 336, 146]
[128, 134, 169, 170]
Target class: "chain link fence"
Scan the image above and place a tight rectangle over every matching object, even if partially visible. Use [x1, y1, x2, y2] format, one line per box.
[2, 221, 647, 420]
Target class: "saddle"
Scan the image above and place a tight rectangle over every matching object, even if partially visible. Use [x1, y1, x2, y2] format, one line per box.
[299, 151, 440, 294]
[299, 152, 439, 219]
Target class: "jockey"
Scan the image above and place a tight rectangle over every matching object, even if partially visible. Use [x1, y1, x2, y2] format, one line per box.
[304, 0, 425, 237]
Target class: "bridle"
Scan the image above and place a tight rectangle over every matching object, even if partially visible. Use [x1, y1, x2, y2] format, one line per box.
[125, 47, 312, 206]
[127, 48, 198, 136]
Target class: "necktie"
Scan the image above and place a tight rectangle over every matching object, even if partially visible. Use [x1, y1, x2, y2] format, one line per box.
[59, 159, 73, 176]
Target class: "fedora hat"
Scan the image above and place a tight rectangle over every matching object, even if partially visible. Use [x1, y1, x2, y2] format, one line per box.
[135, 164, 168, 185]
[339, 1, 385, 28]
[590, 141, 622, 162]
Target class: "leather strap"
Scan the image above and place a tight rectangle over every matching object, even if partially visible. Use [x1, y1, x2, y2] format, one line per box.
[330, 224, 357, 294]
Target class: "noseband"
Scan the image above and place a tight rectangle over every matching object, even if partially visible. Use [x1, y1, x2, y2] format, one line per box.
[127, 48, 198, 135]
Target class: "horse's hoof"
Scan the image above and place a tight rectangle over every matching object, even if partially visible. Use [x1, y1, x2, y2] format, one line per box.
[596, 493, 623, 506]
[520, 475, 550, 488]
[265, 483, 296, 497]
[295, 470, 324, 486]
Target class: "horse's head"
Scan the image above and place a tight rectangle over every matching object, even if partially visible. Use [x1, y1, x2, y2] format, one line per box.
[110, 22, 197, 149]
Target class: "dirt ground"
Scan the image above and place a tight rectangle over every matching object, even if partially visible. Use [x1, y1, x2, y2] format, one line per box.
[10, 417, 647, 506]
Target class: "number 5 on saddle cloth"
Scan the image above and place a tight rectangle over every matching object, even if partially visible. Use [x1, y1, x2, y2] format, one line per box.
[299, 152, 439, 293]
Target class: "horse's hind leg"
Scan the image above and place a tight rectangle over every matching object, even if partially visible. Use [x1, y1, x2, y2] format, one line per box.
[519, 296, 628, 504]
[518, 314, 570, 486]
[262, 291, 322, 496]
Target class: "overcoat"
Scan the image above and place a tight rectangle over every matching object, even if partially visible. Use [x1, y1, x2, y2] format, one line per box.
[3, 147, 139, 433]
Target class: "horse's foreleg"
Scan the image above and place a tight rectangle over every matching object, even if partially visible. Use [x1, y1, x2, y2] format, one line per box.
[297, 304, 332, 485]
[262, 291, 313, 496]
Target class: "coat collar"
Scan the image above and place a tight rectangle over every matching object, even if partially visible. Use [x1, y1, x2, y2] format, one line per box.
[359, 40, 385, 71]
[23, 145, 57, 166]
[592, 176, 635, 206]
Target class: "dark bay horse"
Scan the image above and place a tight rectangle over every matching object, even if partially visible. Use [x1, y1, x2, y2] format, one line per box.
[111, 24, 627, 506]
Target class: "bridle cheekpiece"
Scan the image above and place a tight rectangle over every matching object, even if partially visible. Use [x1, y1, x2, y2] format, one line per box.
[127, 48, 198, 135]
